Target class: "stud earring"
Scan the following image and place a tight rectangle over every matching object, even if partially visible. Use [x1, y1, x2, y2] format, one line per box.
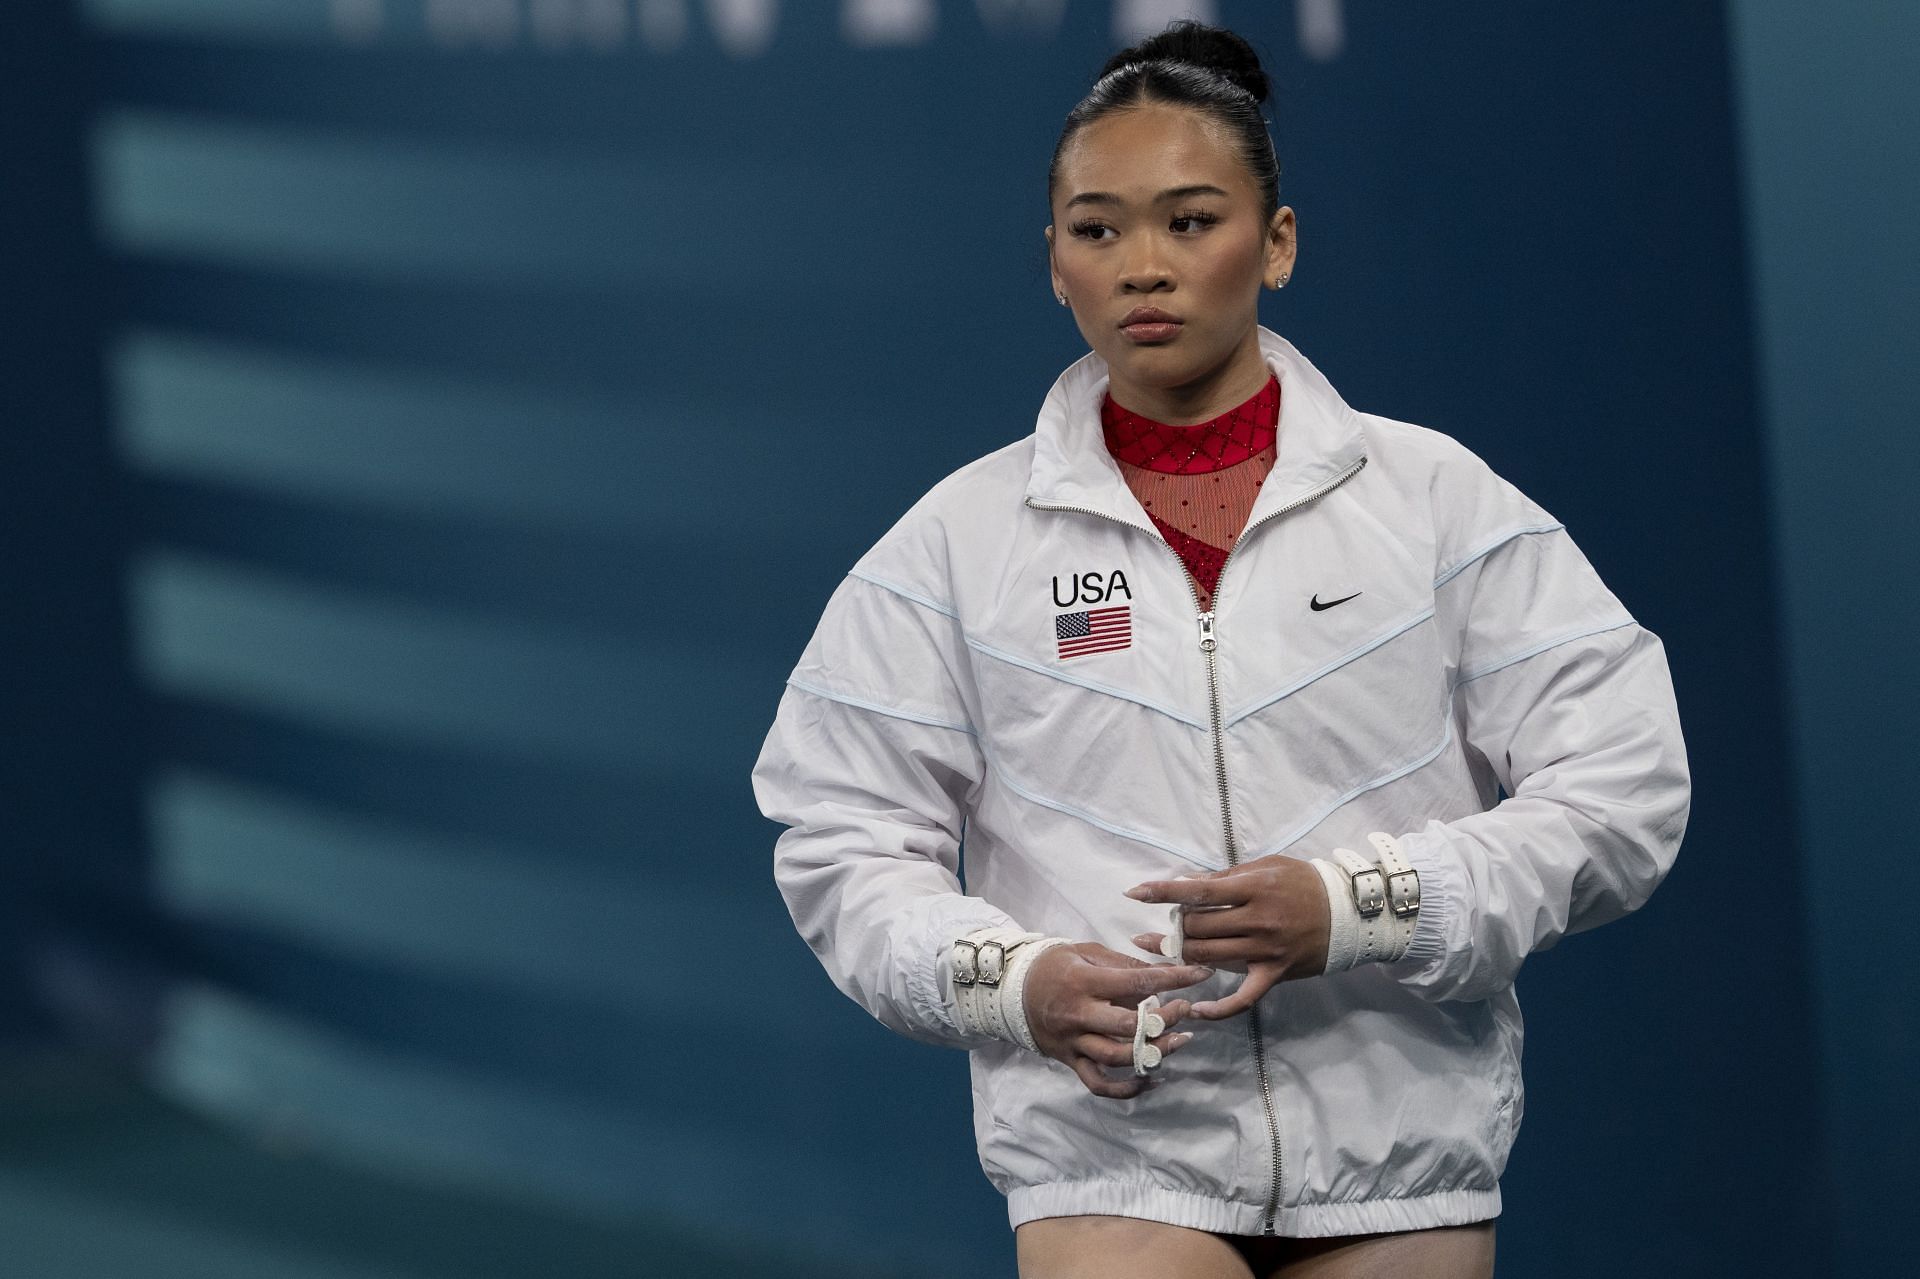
[1056, 291, 1069, 306]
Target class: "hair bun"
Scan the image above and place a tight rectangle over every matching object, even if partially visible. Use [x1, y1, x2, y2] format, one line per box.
[1100, 20, 1269, 105]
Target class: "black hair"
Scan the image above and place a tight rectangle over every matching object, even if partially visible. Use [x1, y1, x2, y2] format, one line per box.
[1048, 20, 1280, 225]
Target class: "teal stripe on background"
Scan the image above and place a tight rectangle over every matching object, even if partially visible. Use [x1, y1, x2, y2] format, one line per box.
[1728, 1, 1920, 1267]
[91, 110, 765, 289]
[108, 329, 895, 540]
[149, 767, 666, 1003]
[127, 549, 688, 771]
[148, 983, 908, 1270]
[82, 0, 337, 42]
[0, 1171, 417, 1279]
[111, 330, 719, 532]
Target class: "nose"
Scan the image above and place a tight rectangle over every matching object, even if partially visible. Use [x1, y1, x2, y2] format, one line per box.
[1118, 264, 1173, 294]
[1117, 237, 1174, 294]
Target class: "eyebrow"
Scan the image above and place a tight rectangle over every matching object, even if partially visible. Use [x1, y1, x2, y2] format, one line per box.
[1064, 183, 1232, 209]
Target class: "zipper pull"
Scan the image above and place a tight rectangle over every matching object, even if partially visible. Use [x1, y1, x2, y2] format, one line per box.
[1197, 611, 1218, 652]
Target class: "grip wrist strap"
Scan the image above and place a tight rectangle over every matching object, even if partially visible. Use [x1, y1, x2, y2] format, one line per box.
[949, 928, 1070, 1051]
[1313, 833, 1421, 972]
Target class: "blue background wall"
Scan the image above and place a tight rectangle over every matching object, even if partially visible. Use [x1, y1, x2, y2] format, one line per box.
[1728, 2, 1920, 1272]
[3, 2, 1908, 1275]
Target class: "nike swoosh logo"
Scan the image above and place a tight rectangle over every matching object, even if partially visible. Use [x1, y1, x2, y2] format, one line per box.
[1310, 591, 1362, 611]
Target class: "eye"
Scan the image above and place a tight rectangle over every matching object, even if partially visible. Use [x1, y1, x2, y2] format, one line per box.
[1069, 219, 1116, 242]
[1170, 210, 1221, 233]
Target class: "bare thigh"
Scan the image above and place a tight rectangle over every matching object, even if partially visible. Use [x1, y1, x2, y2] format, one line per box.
[1016, 1216, 1255, 1279]
[1232, 1221, 1497, 1279]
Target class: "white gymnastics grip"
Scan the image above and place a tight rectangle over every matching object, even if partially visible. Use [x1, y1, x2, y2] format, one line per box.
[1133, 995, 1165, 1077]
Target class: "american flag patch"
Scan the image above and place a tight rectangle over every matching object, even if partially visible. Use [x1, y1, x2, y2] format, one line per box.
[1055, 605, 1132, 659]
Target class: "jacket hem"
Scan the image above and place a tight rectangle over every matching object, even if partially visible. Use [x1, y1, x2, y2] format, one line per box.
[1006, 1181, 1501, 1239]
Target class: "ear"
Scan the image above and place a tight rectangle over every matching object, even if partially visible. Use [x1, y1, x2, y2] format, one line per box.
[1044, 224, 1063, 297]
[1264, 207, 1298, 284]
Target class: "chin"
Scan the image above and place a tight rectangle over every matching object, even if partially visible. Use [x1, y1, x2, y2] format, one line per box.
[1107, 345, 1215, 389]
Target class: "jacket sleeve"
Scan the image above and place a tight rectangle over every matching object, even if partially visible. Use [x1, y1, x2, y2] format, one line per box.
[1384, 480, 1692, 1004]
[751, 569, 1022, 1048]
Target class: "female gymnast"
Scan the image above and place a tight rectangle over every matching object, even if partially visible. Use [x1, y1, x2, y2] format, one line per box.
[754, 21, 1689, 1278]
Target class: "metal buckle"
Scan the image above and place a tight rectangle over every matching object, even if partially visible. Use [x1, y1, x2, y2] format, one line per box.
[952, 939, 980, 986]
[1348, 866, 1387, 918]
[1386, 869, 1421, 918]
[977, 940, 1010, 987]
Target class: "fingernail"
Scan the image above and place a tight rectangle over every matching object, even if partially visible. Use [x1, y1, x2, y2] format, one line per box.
[1173, 1032, 1194, 1046]
[1124, 887, 1152, 901]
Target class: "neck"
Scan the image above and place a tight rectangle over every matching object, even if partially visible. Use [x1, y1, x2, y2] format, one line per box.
[1105, 326, 1270, 425]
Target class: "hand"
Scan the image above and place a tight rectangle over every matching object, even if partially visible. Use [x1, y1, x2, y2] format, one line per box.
[1021, 943, 1212, 1100]
[1124, 854, 1331, 1021]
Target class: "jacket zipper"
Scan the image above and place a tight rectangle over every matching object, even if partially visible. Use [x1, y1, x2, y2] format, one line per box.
[1028, 451, 1369, 1236]
[1202, 451, 1367, 1234]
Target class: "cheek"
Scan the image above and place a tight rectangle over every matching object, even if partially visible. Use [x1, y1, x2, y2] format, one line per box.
[1196, 236, 1265, 297]
[1054, 242, 1101, 290]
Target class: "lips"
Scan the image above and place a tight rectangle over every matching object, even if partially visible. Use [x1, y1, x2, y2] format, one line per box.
[1120, 307, 1183, 343]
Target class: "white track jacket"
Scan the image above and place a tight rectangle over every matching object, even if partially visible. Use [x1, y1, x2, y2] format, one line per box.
[752, 328, 1690, 1238]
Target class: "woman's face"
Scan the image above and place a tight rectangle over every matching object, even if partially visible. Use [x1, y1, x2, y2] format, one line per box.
[1047, 102, 1295, 422]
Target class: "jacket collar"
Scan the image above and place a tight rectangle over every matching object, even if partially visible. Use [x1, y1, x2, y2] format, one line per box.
[1025, 326, 1368, 527]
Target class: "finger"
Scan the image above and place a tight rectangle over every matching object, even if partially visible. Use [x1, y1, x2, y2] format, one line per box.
[1073, 947, 1209, 993]
[1080, 1002, 1146, 1039]
[1074, 1033, 1136, 1070]
[1153, 998, 1193, 1028]
[1076, 944, 1210, 975]
[1073, 946, 1153, 971]
[1125, 876, 1250, 908]
[1174, 937, 1267, 967]
[1081, 994, 1196, 1042]
[1070, 1054, 1146, 1100]
[1075, 1025, 1199, 1073]
[1190, 967, 1282, 1021]
[1130, 1030, 1199, 1073]
[1128, 930, 1209, 960]
[1176, 904, 1256, 940]
[1084, 962, 1215, 1000]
